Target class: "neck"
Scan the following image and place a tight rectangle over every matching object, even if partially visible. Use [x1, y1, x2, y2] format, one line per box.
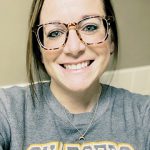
[50, 82, 102, 114]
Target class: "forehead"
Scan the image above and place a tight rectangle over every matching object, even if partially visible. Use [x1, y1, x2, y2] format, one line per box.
[40, 0, 105, 24]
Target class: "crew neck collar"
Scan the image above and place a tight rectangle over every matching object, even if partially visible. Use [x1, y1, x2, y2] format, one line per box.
[43, 82, 111, 125]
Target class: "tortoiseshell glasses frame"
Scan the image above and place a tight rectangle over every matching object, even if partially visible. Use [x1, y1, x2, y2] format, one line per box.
[32, 16, 114, 51]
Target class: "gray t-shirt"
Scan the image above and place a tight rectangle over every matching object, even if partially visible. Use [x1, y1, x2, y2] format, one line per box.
[0, 82, 150, 150]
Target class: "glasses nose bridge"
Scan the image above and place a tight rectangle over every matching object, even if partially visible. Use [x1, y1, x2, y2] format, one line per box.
[67, 22, 78, 30]
[66, 22, 82, 42]
[65, 22, 86, 47]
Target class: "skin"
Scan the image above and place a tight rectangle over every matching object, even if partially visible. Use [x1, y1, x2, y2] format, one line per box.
[40, 0, 114, 114]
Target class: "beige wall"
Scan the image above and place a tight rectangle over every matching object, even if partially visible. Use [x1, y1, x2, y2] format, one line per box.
[112, 0, 150, 69]
[0, 0, 31, 86]
[0, 0, 150, 86]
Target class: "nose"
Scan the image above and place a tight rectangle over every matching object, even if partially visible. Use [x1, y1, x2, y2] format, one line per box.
[63, 29, 86, 57]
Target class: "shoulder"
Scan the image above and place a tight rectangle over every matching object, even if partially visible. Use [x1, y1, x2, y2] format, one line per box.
[103, 84, 150, 126]
[103, 84, 150, 104]
[0, 85, 28, 103]
[0, 85, 27, 101]
[102, 84, 150, 117]
[0, 86, 29, 117]
[0, 86, 28, 148]
[0, 82, 50, 114]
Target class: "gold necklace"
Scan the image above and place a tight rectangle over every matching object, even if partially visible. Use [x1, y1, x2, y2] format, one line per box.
[64, 99, 99, 141]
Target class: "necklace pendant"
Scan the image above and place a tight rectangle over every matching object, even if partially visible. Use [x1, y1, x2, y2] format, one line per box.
[79, 136, 85, 141]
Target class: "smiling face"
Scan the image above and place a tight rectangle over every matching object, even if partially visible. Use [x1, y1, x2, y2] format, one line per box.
[39, 0, 113, 93]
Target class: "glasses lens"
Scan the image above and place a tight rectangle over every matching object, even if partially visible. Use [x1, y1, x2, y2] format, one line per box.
[78, 17, 108, 44]
[37, 23, 67, 50]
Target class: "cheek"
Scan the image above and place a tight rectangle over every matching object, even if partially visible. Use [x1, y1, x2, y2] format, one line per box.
[41, 50, 62, 65]
[91, 41, 111, 56]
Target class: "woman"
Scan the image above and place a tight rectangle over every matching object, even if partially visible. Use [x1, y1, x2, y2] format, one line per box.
[0, 0, 150, 149]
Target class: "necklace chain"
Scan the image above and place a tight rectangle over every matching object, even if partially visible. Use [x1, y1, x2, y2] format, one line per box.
[64, 99, 99, 141]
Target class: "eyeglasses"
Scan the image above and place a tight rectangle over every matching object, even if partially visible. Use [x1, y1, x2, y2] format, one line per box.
[32, 16, 114, 51]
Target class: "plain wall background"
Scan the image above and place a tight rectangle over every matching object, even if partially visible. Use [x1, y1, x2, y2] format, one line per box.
[0, 0, 150, 86]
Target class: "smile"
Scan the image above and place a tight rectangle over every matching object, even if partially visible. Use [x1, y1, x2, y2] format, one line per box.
[61, 60, 94, 70]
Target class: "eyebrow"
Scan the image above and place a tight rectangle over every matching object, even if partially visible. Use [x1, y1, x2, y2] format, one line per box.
[40, 14, 101, 25]
[81, 14, 100, 19]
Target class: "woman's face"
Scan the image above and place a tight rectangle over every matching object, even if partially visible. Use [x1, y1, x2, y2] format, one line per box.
[40, 0, 113, 92]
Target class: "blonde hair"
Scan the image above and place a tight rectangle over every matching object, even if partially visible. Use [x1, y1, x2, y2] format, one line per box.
[26, 0, 48, 100]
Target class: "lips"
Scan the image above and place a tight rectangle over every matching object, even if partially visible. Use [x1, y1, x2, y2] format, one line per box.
[60, 60, 94, 70]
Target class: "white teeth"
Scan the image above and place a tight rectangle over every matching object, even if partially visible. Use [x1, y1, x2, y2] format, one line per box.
[64, 61, 90, 70]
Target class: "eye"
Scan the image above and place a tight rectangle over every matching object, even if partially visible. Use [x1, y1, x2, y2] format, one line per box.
[47, 30, 64, 39]
[82, 24, 99, 32]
